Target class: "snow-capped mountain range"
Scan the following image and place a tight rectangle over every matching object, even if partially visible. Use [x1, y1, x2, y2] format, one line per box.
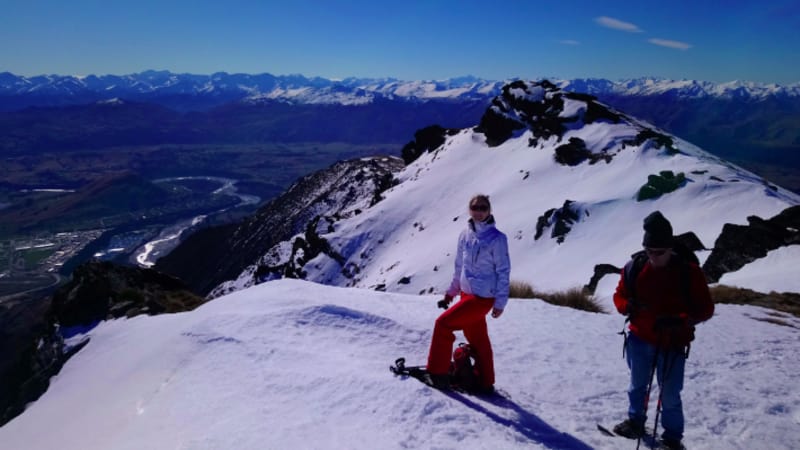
[192, 80, 800, 301]
[1, 71, 798, 109]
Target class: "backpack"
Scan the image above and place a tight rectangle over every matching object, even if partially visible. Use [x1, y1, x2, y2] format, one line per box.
[449, 343, 480, 392]
[621, 241, 701, 354]
[623, 240, 699, 306]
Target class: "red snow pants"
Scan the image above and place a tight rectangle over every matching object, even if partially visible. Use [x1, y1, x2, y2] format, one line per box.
[426, 292, 495, 388]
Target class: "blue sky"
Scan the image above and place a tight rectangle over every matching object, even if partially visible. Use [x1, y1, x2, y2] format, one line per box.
[1, 0, 798, 84]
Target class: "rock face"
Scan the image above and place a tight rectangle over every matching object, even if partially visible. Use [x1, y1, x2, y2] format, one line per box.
[0, 296, 56, 426]
[0, 261, 205, 427]
[703, 206, 800, 283]
[535, 200, 588, 244]
[52, 260, 205, 327]
[156, 156, 405, 295]
[401, 125, 460, 164]
[474, 80, 625, 150]
[637, 171, 688, 201]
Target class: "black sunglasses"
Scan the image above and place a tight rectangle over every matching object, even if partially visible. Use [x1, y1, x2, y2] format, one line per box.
[470, 204, 490, 212]
[645, 248, 668, 256]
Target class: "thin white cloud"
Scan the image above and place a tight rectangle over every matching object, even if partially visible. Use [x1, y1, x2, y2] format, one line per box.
[594, 16, 643, 33]
[558, 40, 580, 45]
[648, 38, 692, 50]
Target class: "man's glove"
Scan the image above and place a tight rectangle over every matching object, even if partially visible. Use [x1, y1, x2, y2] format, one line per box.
[437, 294, 454, 310]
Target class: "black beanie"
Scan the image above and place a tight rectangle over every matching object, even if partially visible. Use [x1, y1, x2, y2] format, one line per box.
[642, 211, 673, 248]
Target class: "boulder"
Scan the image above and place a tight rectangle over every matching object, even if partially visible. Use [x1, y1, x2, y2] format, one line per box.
[703, 205, 800, 282]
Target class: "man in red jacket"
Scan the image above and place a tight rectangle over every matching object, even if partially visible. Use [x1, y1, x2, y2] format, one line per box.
[612, 211, 714, 450]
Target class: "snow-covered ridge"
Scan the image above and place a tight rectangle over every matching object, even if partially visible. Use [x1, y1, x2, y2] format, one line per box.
[1, 279, 798, 449]
[1, 71, 797, 106]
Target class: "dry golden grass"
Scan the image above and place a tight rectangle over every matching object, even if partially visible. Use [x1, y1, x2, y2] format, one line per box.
[710, 284, 800, 318]
[510, 280, 606, 313]
[509, 280, 537, 299]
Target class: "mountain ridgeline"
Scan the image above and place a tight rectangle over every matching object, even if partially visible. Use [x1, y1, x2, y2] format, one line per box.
[155, 80, 800, 299]
[2, 71, 799, 193]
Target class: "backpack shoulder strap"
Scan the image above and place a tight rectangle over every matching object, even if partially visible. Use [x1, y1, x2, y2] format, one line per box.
[623, 250, 648, 301]
[677, 258, 694, 309]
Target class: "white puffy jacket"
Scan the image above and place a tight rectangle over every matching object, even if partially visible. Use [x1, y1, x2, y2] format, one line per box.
[446, 216, 511, 310]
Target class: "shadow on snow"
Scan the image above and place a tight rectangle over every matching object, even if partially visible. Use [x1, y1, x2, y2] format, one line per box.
[441, 390, 593, 450]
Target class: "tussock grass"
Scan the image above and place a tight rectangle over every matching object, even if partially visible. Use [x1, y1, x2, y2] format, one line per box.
[710, 284, 800, 318]
[510, 280, 606, 314]
[509, 280, 537, 299]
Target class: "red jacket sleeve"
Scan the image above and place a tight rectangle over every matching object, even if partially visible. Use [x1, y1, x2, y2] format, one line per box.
[612, 269, 629, 315]
[688, 264, 714, 324]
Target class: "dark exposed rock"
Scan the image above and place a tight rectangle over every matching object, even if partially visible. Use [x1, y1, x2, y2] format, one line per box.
[582, 98, 624, 124]
[475, 80, 565, 147]
[623, 128, 679, 154]
[473, 81, 628, 166]
[554, 138, 591, 166]
[256, 215, 348, 281]
[637, 171, 687, 201]
[52, 260, 205, 327]
[0, 296, 53, 426]
[675, 231, 706, 252]
[703, 205, 800, 282]
[584, 264, 622, 295]
[401, 125, 460, 165]
[474, 98, 526, 147]
[534, 200, 586, 244]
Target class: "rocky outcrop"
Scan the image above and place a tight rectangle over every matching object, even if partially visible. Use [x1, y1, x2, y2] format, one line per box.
[584, 264, 622, 296]
[535, 200, 587, 244]
[253, 216, 346, 281]
[474, 81, 627, 148]
[553, 137, 613, 166]
[52, 260, 205, 327]
[623, 128, 679, 154]
[703, 205, 800, 282]
[475, 80, 562, 147]
[401, 125, 460, 165]
[473, 80, 676, 169]
[637, 171, 688, 201]
[0, 295, 55, 426]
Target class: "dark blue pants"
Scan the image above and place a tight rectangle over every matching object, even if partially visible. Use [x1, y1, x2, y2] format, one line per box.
[626, 333, 686, 441]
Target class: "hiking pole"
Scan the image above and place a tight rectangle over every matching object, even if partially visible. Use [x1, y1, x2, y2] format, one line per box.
[636, 342, 661, 450]
[651, 347, 680, 445]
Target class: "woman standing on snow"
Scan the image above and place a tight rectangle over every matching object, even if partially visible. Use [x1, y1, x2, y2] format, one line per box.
[425, 194, 511, 394]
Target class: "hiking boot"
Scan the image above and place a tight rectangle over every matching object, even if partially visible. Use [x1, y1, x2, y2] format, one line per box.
[422, 373, 451, 389]
[612, 419, 645, 439]
[475, 384, 495, 396]
[658, 436, 686, 450]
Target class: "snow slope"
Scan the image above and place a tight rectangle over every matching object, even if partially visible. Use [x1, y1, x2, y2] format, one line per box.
[1, 279, 798, 449]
